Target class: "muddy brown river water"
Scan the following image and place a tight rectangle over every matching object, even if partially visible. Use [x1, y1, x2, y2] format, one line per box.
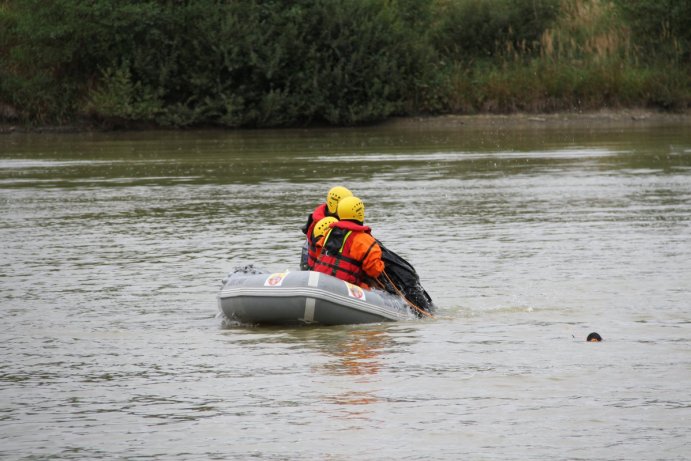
[1, 121, 690, 460]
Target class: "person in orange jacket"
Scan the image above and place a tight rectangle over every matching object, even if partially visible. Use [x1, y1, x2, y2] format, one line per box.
[300, 186, 352, 270]
[313, 196, 384, 289]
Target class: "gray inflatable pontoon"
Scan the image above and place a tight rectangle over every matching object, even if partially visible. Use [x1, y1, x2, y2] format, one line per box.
[218, 268, 418, 326]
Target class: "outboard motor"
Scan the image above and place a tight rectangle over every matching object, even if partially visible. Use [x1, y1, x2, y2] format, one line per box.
[300, 241, 309, 270]
[375, 241, 435, 315]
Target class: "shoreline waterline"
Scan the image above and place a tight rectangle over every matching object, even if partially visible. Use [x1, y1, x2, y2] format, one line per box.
[2, 109, 690, 135]
[383, 109, 691, 130]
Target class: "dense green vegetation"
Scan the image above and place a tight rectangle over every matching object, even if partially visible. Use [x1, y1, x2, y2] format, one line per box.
[1, 0, 689, 128]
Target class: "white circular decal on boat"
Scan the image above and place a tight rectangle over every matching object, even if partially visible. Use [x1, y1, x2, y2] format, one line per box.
[345, 282, 366, 301]
[264, 272, 288, 287]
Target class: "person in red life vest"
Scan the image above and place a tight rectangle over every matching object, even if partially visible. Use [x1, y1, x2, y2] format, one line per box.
[313, 196, 384, 289]
[301, 186, 352, 236]
[305, 216, 338, 270]
[300, 186, 352, 270]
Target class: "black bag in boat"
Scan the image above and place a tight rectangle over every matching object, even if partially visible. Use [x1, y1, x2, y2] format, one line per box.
[374, 241, 434, 315]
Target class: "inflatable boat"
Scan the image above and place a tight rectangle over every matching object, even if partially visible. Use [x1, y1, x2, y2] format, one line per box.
[218, 266, 422, 326]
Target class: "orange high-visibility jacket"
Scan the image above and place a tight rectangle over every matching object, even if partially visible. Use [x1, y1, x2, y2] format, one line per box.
[313, 221, 384, 287]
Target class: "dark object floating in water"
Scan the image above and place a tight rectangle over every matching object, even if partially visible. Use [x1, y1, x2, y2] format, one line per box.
[587, 332, 602, 342]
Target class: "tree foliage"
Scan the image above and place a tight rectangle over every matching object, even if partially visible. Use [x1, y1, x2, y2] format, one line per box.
[0, 0, 433, 126]
[430, 0, 562, 60]
[612, 0, 691, 62]
[0, 0, 689, 126]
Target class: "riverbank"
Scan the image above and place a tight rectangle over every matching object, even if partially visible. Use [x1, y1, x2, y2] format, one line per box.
[383, 109, 691, 130]
[2, 109, 690, 134]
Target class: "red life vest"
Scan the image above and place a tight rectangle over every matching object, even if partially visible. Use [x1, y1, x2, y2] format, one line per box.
[313, 221, 374, 285]
[306, 203, 328, 269]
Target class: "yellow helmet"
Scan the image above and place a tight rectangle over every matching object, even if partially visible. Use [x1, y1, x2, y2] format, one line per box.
[326, 186, 352, 214]
[337, 196, 365, 223]
[313, 216, 337, 238]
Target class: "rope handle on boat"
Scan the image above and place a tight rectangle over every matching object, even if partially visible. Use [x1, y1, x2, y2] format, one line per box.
[375, 271, 433, 318]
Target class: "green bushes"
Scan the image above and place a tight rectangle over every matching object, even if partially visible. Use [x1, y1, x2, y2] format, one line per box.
[431, 0, 561, 61]
[613, 0, 691, 62]
[0, 0, 689, 127]
[422, 0, 690, 114]
[1, 0, 431, 126]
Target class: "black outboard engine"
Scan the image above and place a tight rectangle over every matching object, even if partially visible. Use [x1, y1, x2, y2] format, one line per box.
[375, 241, 435, 315]
[300, 241, 309, 270]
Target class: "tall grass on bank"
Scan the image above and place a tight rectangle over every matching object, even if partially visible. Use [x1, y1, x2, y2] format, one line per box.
[0, 0, 689, 127]
[424, 0, 690, 114]
[438, 60, 684, 114]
